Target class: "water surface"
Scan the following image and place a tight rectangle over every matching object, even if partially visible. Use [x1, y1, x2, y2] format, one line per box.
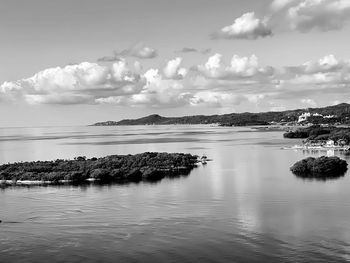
[1, 125, 350, 262]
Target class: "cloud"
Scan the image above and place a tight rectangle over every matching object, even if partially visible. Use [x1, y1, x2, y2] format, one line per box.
[98, 43, 158, 62]
[270, 0, 350, 32]
[197, 53, 274, 79]
[213, 12, 272, 40]
[98, 68, 190, 108]
[189, 91, 245, 107]
[97, 55, 121, 62]
[219, 0, 350, 41]
[177, 47, 198, 53]
[271, 0, 298, 11]
[176, 47, 212, 54]
[285, 0, 350, 32]
[94, 54, 273, 108]
[301, 98, 317, 106]
[288, 54, 349, 74]
[126, 44, 158, 59]
[163, 57, 188, 79]
[284, 54, 350, 84]
[0, 61, 143, 104]
[2, 53, 349, 110]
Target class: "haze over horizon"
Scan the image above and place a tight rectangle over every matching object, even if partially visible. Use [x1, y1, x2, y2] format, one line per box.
[1, 0, 350, 127]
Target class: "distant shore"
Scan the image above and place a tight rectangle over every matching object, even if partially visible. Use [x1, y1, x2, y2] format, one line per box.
[90, 103, 350, 127]
[0, 152, 200, 186]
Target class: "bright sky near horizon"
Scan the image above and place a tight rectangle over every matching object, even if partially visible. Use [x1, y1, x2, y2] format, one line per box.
[1, 0, 350, 126]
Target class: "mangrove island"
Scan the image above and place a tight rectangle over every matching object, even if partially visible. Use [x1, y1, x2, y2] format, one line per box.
[0, 152, 200, 185]
[290, 156, 348, 180]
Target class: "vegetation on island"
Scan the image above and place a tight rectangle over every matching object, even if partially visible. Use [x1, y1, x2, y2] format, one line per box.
[0, 152, 199, 184]
[91, 103, 350, 126]
[283, 125, 350, 144]
[290, 156, 348, 179]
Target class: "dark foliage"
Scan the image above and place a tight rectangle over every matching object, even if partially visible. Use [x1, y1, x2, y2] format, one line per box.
[283, 130, 310, 138]
[0, 152, 199, 184]
[290, 156, 348, 179]
[283, 125, 350, 143]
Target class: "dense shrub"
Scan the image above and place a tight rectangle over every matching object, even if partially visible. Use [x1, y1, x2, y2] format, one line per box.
[283, 131, 309, 138]
[290, 156, 348, 179]
[284, 126, 350, 143]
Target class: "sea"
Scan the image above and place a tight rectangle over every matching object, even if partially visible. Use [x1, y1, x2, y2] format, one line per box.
[1, 125, 350, 262]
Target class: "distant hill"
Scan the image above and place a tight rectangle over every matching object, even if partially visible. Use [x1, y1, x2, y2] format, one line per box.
[91, 103, 350, 126]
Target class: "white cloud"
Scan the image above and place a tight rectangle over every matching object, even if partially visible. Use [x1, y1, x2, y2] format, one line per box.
[301, 98, 317, 106]
[286, 0, 350, 32]
[228, 55, 260, 77]
[198, 53, 224, 78]
[285, 55, 350, 84]
[95, 68, 190, 108]
[213, 12, 272, 40]
[223, 0, 350, 40]
[131, 68, 188, 106]
[163, 57, 188, 79]
[189, 91, 245, 107]
[300, 54, 348, 74]
[112, 59, 139, 82]
[0, 61, 142, 104]
[271, 0, 298, 10]
[128, 44, 158, 59]
[269, 0, 350, 32]
[3, 53, 349, 110]
[290, 72, 349, 84]
[198, 53, 274, 79]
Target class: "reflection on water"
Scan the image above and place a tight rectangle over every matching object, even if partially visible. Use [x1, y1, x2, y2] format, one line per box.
[1, 125, 350, 262]
[293, 172, 347, 182]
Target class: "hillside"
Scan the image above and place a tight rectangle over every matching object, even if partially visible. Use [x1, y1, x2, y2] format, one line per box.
[91, 103, 350, 126]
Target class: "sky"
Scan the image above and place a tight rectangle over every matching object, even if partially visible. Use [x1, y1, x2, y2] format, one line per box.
[1, 0, 350, 126]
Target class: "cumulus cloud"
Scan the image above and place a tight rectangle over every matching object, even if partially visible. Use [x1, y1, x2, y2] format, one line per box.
[197, 53, 274, 79]
[289, 54, 349, 74]
[3, 53, 349, 110]
[0, 61, 143, 104]
[269, 0, 350, 32]
[213, 12, 272, 40]
[163, 57, 188, 79]
[98, 68, 190, 108]
[285, 54, 350, 84]
[218, 0, 350, 40]
[93, 53, 275, 108]
[285, 0, 350, 32]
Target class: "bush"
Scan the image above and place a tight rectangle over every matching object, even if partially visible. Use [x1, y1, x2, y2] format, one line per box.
[283, 131, 309, 138]
[290, 156, 348, 179]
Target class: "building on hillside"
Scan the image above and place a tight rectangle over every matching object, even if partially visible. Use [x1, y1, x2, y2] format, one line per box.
[298, 112, 311, 123]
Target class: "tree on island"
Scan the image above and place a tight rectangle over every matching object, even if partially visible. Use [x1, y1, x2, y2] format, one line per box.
[290, 156, 348, 180]
[0, 152, 200, 185]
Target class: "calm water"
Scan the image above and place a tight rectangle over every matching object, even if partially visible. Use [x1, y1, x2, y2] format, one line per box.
[1, 125, 350, 262]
